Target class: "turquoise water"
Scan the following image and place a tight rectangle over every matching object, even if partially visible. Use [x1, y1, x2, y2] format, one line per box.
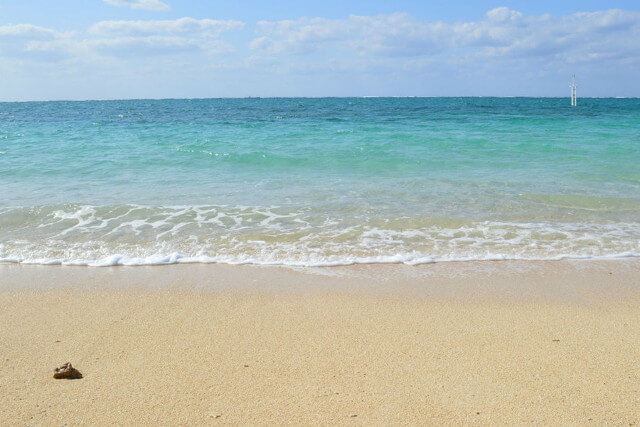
[1, 97, 639, 266]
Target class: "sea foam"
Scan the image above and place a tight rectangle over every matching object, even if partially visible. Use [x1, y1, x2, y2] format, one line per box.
[1, 204, 638, 267]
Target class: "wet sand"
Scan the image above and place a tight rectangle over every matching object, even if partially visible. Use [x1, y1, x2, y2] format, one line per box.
[1, 259, 639, 424]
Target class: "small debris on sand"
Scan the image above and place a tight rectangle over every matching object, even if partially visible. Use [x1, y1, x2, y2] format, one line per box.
[53, 362, 82, 379]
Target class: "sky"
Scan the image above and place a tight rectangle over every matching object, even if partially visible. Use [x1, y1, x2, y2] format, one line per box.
[1, 0, 639, 100]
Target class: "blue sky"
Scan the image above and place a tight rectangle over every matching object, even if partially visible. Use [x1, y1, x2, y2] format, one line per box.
[1, 0, 639, 100]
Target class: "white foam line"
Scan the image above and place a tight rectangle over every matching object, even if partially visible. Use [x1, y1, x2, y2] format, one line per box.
[1, 252, 639, 268]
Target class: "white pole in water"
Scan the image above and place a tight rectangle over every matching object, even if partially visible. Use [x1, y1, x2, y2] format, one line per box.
[570, 75, 577, 106]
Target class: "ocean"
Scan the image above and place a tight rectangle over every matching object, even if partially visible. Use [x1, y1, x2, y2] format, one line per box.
[1, 97, 639, 266]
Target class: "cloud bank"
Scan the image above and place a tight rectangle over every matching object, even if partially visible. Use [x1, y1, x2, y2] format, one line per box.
[2, 9, 638, 64]
[1, 8, 639, 99]
[250, 8, 640, 63]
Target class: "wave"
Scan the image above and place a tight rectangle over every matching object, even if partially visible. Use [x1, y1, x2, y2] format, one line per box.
[2, 252, 639, 268]
[1, 204, 639, 267]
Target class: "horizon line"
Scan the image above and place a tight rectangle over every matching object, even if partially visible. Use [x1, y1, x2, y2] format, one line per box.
[1, 96, 639, 103]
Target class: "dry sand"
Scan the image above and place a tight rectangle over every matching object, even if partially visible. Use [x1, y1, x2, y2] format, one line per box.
[1, 259, 639, 425]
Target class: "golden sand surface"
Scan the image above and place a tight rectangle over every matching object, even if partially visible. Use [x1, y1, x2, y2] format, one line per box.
[1, 260, 639, 425]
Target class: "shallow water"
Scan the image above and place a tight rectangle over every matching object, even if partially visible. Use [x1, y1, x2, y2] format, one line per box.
[1, 97, 639, 266]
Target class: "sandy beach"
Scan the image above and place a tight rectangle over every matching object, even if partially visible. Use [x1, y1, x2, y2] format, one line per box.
[1, 259, 639, 425]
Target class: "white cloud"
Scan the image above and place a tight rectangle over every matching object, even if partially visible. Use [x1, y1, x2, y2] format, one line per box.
[4, 10, 639, 65]
[86, 18, 243, 56]
[2, 8, 639, 91]
[467, 9, 640, 63]
[251, 8, 640, 63]
[103, 0, 170, 11]
[485, 7, 523, 23]
[89, 17, 244, 37]
[0, 17, 243, 61]
[251, 14, 447, 56]
[0, 24, 71, 60]
[0, 24, 58, 39]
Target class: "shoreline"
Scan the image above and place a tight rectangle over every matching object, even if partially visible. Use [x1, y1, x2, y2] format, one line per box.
[2, 259, 639, 424]
[2, 251, 639, 268]
[1, 257, 639, 300]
